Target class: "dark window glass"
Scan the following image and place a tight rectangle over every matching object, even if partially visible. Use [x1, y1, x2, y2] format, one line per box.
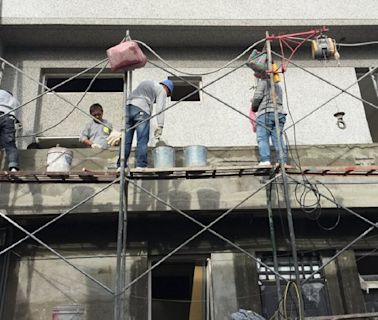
[168, 76, 201, 102]
[45, 77, 123, 92]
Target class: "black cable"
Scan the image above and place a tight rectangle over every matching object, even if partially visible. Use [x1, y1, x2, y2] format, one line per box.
[314, 181, 341, 231]
[17, 62, 109, 139]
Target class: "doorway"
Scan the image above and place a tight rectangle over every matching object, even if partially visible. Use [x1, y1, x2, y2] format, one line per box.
[151, 260, 207, 320]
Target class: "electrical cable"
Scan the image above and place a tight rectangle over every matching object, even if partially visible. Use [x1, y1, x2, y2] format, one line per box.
[287, 37, 378, 47]
[123, 38, 268, 135]
[135, 38, 266, 76]
[0, 56, 109, 124]
[17, 61, 109, 138]
[147, 59, 275, 135]
[283, 281, 302, 320]
[1, 31, 378, 315]
[313, 181, 341, 231]
[338, 41, 378, 47]
[271, 51, 378, 131]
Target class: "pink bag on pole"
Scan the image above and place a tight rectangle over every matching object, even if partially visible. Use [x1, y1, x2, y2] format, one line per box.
[249, 109, 257, 133]
[107, 40, 147, 72]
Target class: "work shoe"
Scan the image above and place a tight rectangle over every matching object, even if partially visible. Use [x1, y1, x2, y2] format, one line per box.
[9, 167, 19, 172]
[257, 161, 271, 166]
[116, 167, 129, 174]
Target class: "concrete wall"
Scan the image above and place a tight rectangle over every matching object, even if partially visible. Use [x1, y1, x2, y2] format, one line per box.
[2, 0, 377, 25]
[4, 251, 148, 320]
[1, 144, 378, 215]
[2, 47, 373, 149]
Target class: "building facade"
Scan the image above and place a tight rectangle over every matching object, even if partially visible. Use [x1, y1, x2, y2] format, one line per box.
[0, 1, 378, 319]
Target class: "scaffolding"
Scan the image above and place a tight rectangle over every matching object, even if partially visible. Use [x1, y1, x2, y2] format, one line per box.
[0, 27, 378, 320]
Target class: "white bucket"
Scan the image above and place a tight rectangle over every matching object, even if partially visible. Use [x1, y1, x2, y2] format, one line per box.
[47, 147, 73, 172]
[52, 304, 84, 320]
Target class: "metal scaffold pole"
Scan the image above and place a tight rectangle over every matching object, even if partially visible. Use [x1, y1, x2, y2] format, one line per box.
[265, 31, 305, 318]
[114, 30, 132, 320]
[266, 182, 282, 319]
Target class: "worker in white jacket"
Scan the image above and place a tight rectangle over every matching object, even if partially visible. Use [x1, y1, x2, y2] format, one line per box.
[0, 89, 20, 171]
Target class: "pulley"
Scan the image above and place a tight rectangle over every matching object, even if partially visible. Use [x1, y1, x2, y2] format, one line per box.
[311, 35, 337, 60]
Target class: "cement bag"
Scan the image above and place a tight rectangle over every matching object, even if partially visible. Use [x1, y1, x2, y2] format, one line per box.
[247, 49, 267, 78]
[107, 40, 147, 72]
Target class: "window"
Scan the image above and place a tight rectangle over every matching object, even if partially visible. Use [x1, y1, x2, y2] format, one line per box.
[168, 76, 201, 102]
[257, 253, 331, 318]
[44, 69, 124, 92]
[257, 253, 321, 281]
[356, 68, 378, 142]
[356, 252, 378, 311]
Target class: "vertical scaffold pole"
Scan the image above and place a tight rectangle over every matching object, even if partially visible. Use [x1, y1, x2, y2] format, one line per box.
[265, 31, 304, 319]
[114, 30, 132, 320]
[266, 182, 281, 319]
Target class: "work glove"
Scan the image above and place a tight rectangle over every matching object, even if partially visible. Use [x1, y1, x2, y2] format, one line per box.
[154, 126, 163, 140]
[107, 130, 121, 146]
[91, 143, 102, 149]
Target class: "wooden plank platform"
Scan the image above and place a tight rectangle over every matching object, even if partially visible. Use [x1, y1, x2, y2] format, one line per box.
[0, 165, 377, 183]
[0, 165, 277, 183]
[286, 165, 378, 176]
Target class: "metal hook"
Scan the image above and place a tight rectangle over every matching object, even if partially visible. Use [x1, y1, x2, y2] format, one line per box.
[337, 119, 346, 129]
[334, 112, 346, 130]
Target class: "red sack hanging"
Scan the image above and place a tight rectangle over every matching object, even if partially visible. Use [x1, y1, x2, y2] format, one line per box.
[106, 40, 147, 72]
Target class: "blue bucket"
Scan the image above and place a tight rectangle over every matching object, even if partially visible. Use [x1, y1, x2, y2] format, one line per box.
[153, 146, 176, 168]
[184, 145, 207, 167]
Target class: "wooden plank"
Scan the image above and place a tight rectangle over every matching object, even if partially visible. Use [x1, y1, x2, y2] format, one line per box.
[1, 165, 378, 183]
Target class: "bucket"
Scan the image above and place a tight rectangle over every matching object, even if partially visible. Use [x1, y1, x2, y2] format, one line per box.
[52, 304, 84, 320]
[153, 146, 175, 168]
[184, 145, 208, 167]
[47, 147, 73, 172]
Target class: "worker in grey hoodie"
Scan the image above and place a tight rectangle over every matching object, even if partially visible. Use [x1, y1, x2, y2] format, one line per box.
[251, 74, 287, 166]
[0, 89, 20, 171]
[108, 79, 174, 169]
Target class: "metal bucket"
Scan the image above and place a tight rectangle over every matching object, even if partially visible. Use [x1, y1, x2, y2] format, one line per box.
[184, 145, 208, 167]
[46, 147, 73, 172]
[153, 146, 176, 168]
[52, 304, 84, 320]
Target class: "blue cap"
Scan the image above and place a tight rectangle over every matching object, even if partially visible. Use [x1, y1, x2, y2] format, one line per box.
[160, 79, 174, 94]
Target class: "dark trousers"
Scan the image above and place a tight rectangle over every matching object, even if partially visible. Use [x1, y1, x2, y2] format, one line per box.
[0, 113, 19, 169]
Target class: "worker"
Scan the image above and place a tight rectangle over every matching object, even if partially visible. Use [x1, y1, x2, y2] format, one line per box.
[251, 71, 287, 166]
[0, 89, 20, 171]
[80, 103, 113, 149]
[107, 79, 174, 169]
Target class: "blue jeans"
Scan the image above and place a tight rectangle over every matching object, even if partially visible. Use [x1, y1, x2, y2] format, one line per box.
[118, 105, 150, 168]
[0, 114, 19, 169]
[256, 112, 287, 163]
